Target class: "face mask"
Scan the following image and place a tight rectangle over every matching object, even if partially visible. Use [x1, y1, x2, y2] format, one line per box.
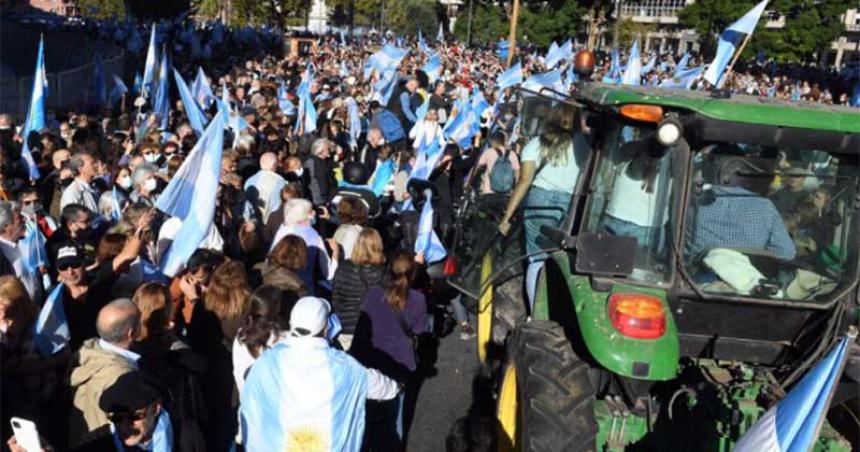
[292, 168, 304, 178]
[504, 114, 514, 121]
[118, 175, 132, 189]
[144, 153, 162, 164]
[144, 178, 158, 193]
[21, 203, 42, 216]
[59, 177, 74, 188]
[76, 227, 91, 239]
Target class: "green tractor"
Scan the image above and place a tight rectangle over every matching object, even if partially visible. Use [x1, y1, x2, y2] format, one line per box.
[447, 81, 860, 451]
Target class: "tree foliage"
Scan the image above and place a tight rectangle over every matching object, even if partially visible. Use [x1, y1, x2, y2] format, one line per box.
[452, 1, 507, 45]
[518, 0, 586, 47]
[679, 0, 756, 56]
[78, 0, 126, 19]
[124, 0, 191, 20]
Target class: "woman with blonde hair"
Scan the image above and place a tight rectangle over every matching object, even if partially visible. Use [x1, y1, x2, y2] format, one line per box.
[204, 261, 252, 342]
[331, 227, 386, 350]
[498, 104, 590, 310]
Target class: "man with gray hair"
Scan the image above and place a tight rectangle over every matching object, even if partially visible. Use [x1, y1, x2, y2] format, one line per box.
[244, 152, 286, 223]
[60, 149, 99, 212]
[0, 201, 43, 302]
[69, 298, 141, 445]
[303, 138, 337, 205]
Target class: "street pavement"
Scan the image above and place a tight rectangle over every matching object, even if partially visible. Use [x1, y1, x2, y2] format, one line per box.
[406, 327, 485, 451]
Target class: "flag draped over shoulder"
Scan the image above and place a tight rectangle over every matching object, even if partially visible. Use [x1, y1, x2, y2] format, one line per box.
[33, 284, 68, 357]
[703, 0, 769, 87]
[157, 110, 227, 277]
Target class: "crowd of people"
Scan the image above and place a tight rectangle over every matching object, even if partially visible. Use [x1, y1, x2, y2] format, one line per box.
[1, 9, 857, 451]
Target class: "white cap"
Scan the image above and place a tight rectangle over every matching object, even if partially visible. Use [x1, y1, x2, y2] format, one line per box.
[290, 297, 331, 337]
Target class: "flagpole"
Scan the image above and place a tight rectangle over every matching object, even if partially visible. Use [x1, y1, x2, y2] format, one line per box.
[506, 0, 520, 68]
[717, 32, 752, 89]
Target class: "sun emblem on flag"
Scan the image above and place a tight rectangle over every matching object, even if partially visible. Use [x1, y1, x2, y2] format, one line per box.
[285, 425, 329, 452]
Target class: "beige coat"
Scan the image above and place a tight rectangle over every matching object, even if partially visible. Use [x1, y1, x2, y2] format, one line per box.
[68, 338, 136, 445]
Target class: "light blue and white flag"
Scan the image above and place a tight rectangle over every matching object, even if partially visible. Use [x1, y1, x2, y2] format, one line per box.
[370, 159, 396, 197]
[33, 284, 68, 356]
[20, 36, 47, 181]
[174, 69, 207, 136]
[522, 69, 564, 95]
[444, 101, 480, 149]
[603, 47, 622, 84]
[642, 53, 657, 74]
[191, 67, 214, 109]
[414, 190, 447, 263]
[674, 52, 690, 76]
[141, 24, 158, 98]
[159, 110, 227, 277]
[20, 222, 47, 275]
[496, 62, 523, 90]
[373, 69, 400, 106]
[621, 40, 642, 86]
[422, 53, 442, 85]
[703, 0, 769, 87]
[416, 95, 431, 122]
[364, 44, 408, 80]
[278, 80, 296, 116]
[410, 136, 445, 181]
[436, 22, 444, 42]
[153, 49, 170, 131]
[735, 336, 850, 452]
[545, 39, 572, 69]
[345, 97, 362, 149]
[565, 64, 578, 90]
[659, 66, 703, 90]
[110, 186, 123, 222]
[240, 339, 369, 452]
[110, 75, 128, 103]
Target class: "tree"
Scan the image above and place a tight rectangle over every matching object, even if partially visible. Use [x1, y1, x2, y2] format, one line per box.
[679, 0, 756, 57]
[77, 0, 126, 19]
[384, 0, 438, 37]
[753, 0, 855, 65]
[617, 18, 657, 47]
[228, 0, 310, 27]
[124, 0, 191, 20]
[452, 1, 507, 44]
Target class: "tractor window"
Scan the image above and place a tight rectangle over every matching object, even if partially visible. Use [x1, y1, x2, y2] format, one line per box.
[580, 123, 677, 285]
[683, 145, 860, 302]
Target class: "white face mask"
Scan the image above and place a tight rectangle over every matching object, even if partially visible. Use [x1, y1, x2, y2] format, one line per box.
[144, 153, 161, 164]
[118, 175, 132, 189]
[144, 178, 157, 192]
[292, 168, 304, 178]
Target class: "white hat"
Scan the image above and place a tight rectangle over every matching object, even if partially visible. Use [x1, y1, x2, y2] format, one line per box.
[290, 297, 331, 337]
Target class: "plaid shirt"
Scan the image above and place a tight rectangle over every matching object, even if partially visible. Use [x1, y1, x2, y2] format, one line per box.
[686, 185, 796, 261]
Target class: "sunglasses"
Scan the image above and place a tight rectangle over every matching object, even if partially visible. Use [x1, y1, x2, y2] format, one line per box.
[58, 263, 82, 272]
[21, 200, 39, 205]
[108, 407, 149, 423]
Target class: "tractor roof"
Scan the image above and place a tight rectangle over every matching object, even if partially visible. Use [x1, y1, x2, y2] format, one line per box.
[577, 83, 860, 134]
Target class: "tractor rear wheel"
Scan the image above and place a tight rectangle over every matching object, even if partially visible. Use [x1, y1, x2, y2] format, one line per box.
[498, 319, 598, 452]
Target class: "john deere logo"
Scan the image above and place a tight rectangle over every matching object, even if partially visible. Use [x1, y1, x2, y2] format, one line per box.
[285, 425, 329, 452]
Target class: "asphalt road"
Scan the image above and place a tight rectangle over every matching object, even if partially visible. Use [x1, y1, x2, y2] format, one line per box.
[406, 326, 488, 452]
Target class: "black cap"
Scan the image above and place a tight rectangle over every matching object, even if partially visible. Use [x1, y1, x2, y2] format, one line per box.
[55, 242, 83, 269]
[343, 162, 369, 185]
[99, 371, 163, 414]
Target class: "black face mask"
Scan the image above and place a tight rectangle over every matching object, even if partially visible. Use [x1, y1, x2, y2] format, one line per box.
[154, 177, 168, 194]
[59, 177, 74, 188]
[75, 227, 91, 240]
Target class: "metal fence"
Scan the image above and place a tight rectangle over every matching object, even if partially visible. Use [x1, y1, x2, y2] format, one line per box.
[1, 53, 127, 120]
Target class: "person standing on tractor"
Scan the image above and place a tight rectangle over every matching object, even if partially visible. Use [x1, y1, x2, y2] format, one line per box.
[497, 106, 590, 311]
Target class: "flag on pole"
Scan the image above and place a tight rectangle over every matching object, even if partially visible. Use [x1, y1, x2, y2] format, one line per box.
[110, 75, 128, 103]
[545, 39, 572, 69]
[33, 284, 68, 356]
[496, 62, 523, 90]
[159, 110, 227, 277]
[20, 222, 48, 276]
[621, 40, 642, 86]
[414, 190, 447, 263]
[444, 101, 480, 149]
[191, 67, 214, 109]
[373, 69, 400, 105]
[364, 44, 408, 80]
[674, 52, 690, 76]
[370, 159, 396, 197]
[422, 53, 442, 84]
[703, 0, 769, 87]
[603, 47, 622, 84]
[658, 67, 703, 90]
[153, 48, 170, 131]
[436, 22, 444, 42]
[734, 337, 851, 452]
[20, 36, 47, 181]
[142, 24, 158, 98]
[642, 54, 657, 74]
[278, 80, 296, 116]
[174, 69, 207, 136]
[345, 97, 362, 149]
[522, 69, 565, 95]
[410, 136, 445, 181]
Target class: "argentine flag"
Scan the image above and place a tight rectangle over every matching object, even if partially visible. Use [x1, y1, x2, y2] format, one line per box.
[240, 339, 370, 452]
[703, 0, 769, 87]
[444, 101, 480, 149]
[278, 80, 296, 116]
[674, 52, 690, 76]
[370, 159, 395, 197]
[410, 136, 445, 181]
[735, 336, 851, 452]
[414, 189, 447, 263]
[621, 40, 642, 86]
[141, 24, 158, 98]
[422, 53, 442, 85]
[174, 69, 207, 136]
[344, 97, 362, 149]
[33, 284, 68, 356]
[522, 69, 565, 97]
[20, 36, 48, 181]
[191, 67, 214, 109]
[21, 221, 48, 277]
[153, 49, 170, 131]
[497, 62, 523, 91]
[363, 44, 408, 80]
[545, 39, 572, 69]
[158, 110, 227, 277]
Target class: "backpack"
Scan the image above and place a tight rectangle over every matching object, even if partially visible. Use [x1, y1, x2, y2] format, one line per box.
[375, 110, 406, 143]
[489, 148, 515, 194]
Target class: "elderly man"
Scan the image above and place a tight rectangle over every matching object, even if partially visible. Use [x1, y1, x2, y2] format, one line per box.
[244, 152, 287, 223]
[240, 297, 400, 452]
[358, 128, 385, 175]
[68, 299, 142, 445]
[60, 150, 100, 213]
[303, 139, 337, 206]
[0, 201, 43, 302]
[129, 163, 160, 207]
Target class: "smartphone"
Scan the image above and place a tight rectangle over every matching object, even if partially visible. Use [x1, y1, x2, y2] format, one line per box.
[10, 417, 41, 452]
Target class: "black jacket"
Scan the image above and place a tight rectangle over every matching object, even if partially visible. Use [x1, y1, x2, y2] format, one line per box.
[331, 261, 385, 334]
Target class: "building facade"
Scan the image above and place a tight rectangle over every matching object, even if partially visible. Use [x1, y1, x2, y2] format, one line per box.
[27, 0, 80, 16]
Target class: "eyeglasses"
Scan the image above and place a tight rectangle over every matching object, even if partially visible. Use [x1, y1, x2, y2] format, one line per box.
[58, 263, 82, 272]
[108, 407, 149, 423]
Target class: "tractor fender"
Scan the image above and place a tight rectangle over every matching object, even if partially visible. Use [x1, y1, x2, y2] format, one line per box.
[534, 251, 680, 381]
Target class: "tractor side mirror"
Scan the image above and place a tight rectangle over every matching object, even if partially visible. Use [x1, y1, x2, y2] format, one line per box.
[574, 232, 636, 277]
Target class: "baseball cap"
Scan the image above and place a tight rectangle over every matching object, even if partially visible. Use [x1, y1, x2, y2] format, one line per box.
[56, 243, 83, 269]
[290, 297, 331, 337]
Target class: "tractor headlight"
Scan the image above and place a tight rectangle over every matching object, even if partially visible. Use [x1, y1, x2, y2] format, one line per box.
[656, 116, 683, 147]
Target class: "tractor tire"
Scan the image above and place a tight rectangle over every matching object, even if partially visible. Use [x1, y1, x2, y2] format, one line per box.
[506, 320, 598, 452]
